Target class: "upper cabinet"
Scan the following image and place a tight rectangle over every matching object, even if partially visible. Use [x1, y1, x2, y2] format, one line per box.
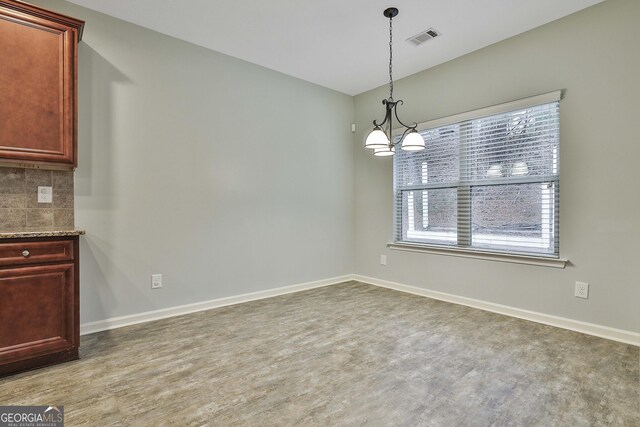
[0, 0, 84, 168]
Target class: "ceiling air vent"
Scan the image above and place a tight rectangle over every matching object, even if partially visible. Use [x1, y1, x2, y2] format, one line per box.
[406, 28, 440, 46]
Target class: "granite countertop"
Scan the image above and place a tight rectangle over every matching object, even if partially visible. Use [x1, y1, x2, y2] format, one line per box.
[0, 229, 86, 239]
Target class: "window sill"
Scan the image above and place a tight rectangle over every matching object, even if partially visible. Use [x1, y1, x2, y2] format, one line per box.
[387, 242, 568, 269]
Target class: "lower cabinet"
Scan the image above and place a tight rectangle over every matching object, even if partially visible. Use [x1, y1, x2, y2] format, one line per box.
[0, 236, 79, 376]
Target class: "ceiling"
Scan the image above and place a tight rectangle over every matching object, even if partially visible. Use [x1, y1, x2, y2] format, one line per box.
[65, 0, 604, 96]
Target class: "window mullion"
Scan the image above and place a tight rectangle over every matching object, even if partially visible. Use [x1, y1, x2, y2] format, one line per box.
[457, 127, 471, 247]
[457, 186, 471, 247]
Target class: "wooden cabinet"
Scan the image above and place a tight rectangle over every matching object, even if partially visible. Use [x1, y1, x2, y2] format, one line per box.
[0, 236, 79, 376]
[0, 0, 84, 168]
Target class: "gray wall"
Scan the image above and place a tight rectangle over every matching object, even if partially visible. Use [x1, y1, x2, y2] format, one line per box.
[354, 0, 640, 332]
[34, 1, 354, 324]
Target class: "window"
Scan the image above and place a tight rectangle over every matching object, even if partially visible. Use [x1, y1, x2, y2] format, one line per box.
[393, 92, 560, 257]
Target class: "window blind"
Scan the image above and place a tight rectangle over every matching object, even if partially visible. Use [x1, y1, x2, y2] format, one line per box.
[393, 93, 560, 257]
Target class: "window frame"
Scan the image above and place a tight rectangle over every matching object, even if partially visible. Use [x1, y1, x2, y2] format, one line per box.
[391, 91, 567, 267]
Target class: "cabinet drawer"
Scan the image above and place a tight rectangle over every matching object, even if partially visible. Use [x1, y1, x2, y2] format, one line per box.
[0, 240, 74, 267]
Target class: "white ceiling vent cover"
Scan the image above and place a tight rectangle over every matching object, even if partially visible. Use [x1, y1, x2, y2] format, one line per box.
[406, 28, 440, 46]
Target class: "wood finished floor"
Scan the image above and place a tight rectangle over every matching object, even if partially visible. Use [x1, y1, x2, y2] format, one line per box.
[1, 281, 638, 426]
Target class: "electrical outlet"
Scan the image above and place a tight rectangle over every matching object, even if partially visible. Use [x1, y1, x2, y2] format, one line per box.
[380, 254, 387, 265]
[151, 274, 162, 289]
[37, 186, 52, 203]
[575, 281, 589, 299]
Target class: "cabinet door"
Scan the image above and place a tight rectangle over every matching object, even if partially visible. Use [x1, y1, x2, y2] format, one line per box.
[0, 263, 77, 364]
[0, 1, 83, 167]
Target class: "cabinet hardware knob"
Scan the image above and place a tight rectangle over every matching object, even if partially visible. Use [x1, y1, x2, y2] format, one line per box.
[22, 250, 30, 257]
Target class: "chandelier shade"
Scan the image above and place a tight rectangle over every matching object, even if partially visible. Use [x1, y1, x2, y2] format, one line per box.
[401, 129, 426, 151]
[373, 145, 395, 157]
[364, 126, 390, 149]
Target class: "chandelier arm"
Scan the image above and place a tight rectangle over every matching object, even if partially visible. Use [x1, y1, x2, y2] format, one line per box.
[392, 100, 418, 131]
[372, 117, 388, 128]
[398, 127, 415, 144]
[372, 99, 393, 128]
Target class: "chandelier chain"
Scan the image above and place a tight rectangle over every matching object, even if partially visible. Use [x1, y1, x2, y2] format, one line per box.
[388, 13, 393, 100]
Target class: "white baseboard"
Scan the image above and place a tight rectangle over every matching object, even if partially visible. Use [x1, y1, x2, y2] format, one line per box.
[81, 273, 639, 346]
[80, 275, 353, 336]
[353, 274, 640, 346]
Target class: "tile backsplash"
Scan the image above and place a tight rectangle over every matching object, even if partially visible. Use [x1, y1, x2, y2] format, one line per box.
[0, 167, 74, 231]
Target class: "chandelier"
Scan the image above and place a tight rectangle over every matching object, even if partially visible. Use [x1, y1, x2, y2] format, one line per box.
[365, 7, 425, 157]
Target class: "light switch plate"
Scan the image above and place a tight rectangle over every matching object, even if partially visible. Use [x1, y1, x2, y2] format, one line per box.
[37, 186, 52, 203]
